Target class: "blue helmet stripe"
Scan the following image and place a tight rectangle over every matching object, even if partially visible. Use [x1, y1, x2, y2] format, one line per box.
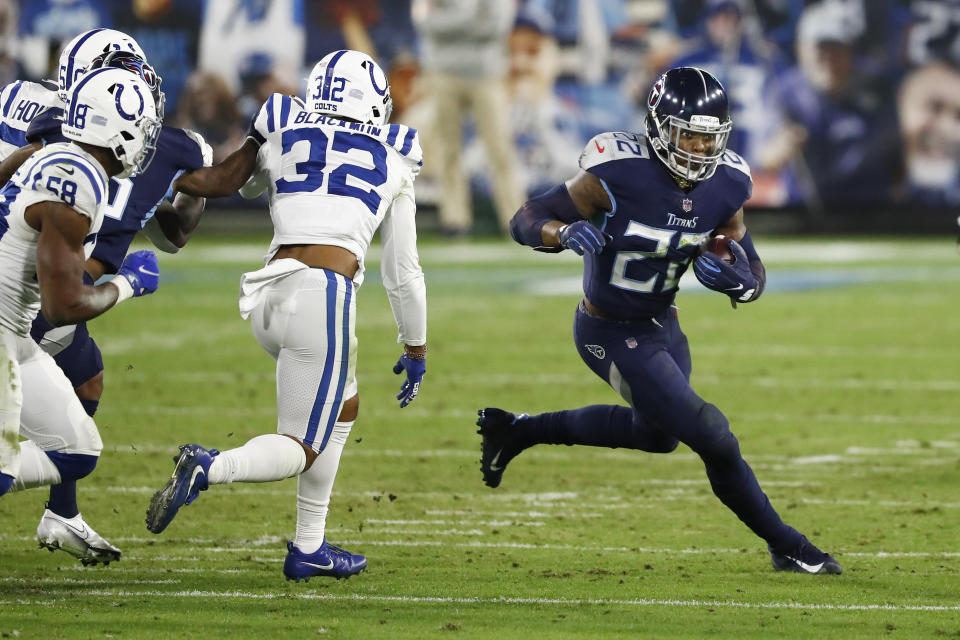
[320, 50, 348, 102]
[66, 67, 113, 127]
[64, 29, 106, 93]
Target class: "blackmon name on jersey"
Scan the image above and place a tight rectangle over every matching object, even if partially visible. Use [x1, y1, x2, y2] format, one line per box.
[0, 143, 107, 335]
[577, 131, 752, 319]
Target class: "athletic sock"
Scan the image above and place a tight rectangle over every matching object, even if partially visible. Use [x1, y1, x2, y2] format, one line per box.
[207, 434, 306, 485]
[294, 420, 353, 553]
[10, 441, 61, 491]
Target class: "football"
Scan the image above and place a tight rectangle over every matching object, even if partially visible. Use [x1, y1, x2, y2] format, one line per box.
[704, 235, 734, 263]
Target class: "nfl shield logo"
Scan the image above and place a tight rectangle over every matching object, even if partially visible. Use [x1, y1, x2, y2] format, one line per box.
[682, 198, 693, 212]
[625, 337, 637, 349]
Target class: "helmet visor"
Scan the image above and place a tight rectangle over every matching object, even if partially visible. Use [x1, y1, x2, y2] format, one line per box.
[666, 114, 732, 180]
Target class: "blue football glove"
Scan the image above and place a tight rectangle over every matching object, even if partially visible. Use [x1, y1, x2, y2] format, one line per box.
[116, 250, 160, 297]
[392, 352, 425, 408]
[558, 220, 610, 255]
[693, 239, 757, 302]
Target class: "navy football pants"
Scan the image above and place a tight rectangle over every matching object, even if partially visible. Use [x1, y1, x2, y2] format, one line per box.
[516, 304, 801, 549]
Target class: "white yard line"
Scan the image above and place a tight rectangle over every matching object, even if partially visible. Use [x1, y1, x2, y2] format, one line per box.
[2, 590, 957, 612]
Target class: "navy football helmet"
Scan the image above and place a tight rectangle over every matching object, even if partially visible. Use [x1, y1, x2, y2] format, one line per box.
[90, 50, 165, 121]
[646, 67, 732, 182]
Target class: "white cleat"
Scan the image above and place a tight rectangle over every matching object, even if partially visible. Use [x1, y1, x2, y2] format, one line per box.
[36, 508, 122, 566]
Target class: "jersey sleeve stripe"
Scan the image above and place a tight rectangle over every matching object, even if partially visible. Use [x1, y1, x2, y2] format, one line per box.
[320, 50, 348, 102]
[266, 94, 276, 133]
[385, 124, 400, 147]
[1, 81, 22, 117]
[400, 127, 416, 156]
[0, 122, 27, 148]
[279, 95, 291, 129]
[33, 154, 105, 203]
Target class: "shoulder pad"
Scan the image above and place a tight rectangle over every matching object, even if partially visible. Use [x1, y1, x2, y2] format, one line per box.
[260, 93, 299, 134]
[384, 124, 423, 169]
[25, 147, 107, 216]
[579, 131, 651, 170]
[718, 150, 752, 179]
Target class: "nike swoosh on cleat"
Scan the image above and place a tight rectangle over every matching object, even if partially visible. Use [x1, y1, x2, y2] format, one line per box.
[187, 466, 204, 493]
[138, 266, 160, 276]
[302, 560, 334, 570]
[786, 556, 824, 573]
[725, 284, 744, 291]
[488, 450, 504, 472]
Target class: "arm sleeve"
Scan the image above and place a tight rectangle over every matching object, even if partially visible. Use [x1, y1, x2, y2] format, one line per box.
[380, 181, 427, 346]
[738, 230, 765, 301]
[509, 184, 584, 248]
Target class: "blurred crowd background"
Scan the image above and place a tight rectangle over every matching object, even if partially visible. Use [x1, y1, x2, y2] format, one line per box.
[2, 0, 958, 235]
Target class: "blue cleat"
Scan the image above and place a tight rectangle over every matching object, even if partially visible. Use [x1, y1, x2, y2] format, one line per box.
[283, 539, 367, 582]
[145, 444, 219, 534]
[769, 535, 842, 575]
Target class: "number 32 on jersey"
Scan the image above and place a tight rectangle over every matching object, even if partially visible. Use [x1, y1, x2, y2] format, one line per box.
[275, 127, 387, 214]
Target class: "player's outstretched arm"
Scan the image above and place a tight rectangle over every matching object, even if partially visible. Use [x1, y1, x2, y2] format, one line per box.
[510, 170, 612, 253]
[30, 202, 159, 326]
[145, 192, 207, 251]
[173, 139, 259, 198]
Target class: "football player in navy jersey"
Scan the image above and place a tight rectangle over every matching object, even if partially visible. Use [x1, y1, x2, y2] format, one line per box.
[477, 67, 842, 575]
[0, 33, 209, 565]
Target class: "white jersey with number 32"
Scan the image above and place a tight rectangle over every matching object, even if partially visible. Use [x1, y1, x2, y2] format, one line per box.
[248, 93, 422, 286]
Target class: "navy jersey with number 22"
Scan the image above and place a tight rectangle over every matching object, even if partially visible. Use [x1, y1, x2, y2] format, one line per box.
[578, 131, 752, 318]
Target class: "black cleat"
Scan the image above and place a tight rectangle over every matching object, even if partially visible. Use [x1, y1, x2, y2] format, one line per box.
[476, 408, 526, 488]
[769, 535, 842, 575]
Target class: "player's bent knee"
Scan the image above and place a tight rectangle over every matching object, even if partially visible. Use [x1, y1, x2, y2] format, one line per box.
[695, 403, 741, 464]
[44, 452, 99, 481]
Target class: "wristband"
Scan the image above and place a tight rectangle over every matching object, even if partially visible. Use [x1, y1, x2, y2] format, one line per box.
[110, 275, 134, 304]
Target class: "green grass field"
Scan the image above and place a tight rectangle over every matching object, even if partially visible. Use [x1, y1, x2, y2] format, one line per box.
[1, 233, 959, 639]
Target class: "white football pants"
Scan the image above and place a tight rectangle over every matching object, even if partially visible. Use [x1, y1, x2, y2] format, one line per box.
[247, 267, 358, 451]
[0, 328, 100, 486]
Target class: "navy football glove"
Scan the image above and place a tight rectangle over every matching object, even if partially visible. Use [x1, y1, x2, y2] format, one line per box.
[558, 220, 610, 255]
[693, 239, 758, 302]
[392, 352, 425, 408]
[116, 250, 160, 297]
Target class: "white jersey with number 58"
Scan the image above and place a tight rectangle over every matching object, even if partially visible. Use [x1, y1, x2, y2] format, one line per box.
[247, 93, 423, 286]
[0, 142, 107, 335]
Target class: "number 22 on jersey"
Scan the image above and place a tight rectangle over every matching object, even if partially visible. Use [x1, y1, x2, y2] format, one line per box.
[275, 127, 388, 215]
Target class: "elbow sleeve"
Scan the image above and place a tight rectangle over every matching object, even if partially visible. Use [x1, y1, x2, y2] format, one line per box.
[509, 184, 582, 248]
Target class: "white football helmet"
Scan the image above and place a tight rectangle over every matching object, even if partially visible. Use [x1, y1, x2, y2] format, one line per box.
[61, 68, 161, 179]
[57, 29, 147, 102]
[305, 50, 392, 126]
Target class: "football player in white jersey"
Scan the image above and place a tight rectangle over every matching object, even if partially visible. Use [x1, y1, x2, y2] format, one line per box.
[146, 50, 427, 581]
[0, 28, 146, 164]
[0, 68, 162, 565]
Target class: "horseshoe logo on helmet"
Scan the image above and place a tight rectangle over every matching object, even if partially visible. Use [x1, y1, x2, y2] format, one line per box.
[114, 82, 145, 121]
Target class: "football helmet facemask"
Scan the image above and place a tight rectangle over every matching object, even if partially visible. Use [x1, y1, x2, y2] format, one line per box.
[57, 29, 147, 102]
[90, 50, 165, 121]
[305, 50, 393, 126]
[646, 67, 732, 182]
[62, 68, 162, 179]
